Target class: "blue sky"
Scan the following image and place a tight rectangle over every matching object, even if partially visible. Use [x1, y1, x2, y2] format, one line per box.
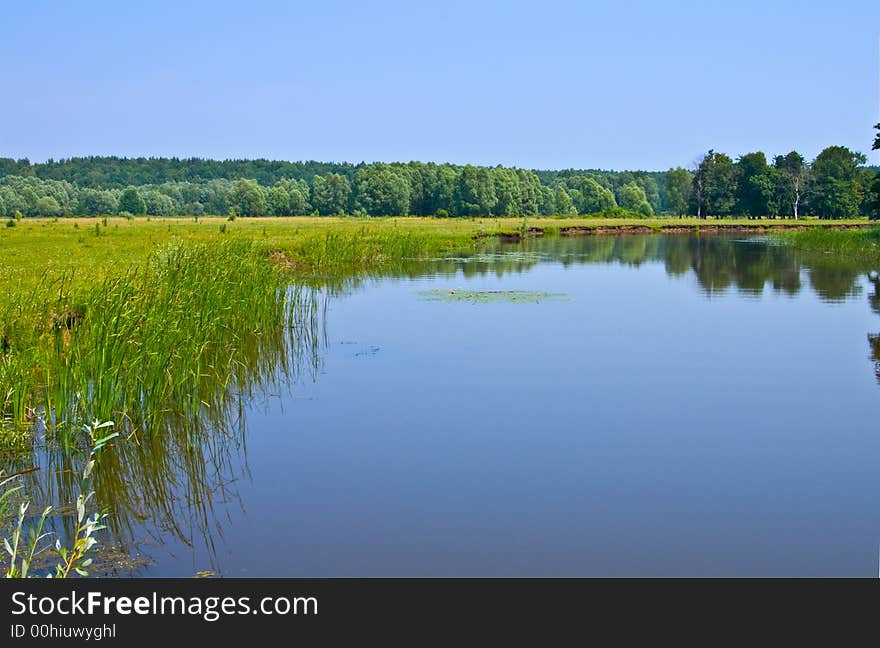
[2, 0, 878, 169]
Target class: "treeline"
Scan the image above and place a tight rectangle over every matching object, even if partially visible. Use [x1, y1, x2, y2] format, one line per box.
[0, 139, 878, 218]
[0, 163, 659, 218]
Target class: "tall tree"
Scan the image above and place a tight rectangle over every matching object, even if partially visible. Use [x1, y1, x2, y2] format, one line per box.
[571, 177, 616, 213]
[617, 182, 648, 212]
[870, 124, 880, 220]
[77, 188, 118, 215]
[456, 166, 497, 216]
[118, 187, 146, 215]
[691, 151, 735, 217]
[311, 173, 351, 215]
[267, 183, 291, 215]
[635, 176, 661, 213]
[143, 190, 177, 216]
[492, 167, 521, 216]
[229, 179, 267, 216]
[772, 152, 805, 219]
[664, 167, 692, 216]
[553, 186, 577, 216]
[809, 146, 866, 219]
[735, 152, 771, 217]
[355, 165, 411, 215]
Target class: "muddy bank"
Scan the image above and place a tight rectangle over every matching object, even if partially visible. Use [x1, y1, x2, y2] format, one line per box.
[480, 222, 872, 242]
[479, 227, 546, 242]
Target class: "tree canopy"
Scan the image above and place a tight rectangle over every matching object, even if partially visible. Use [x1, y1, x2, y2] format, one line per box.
[0, 141, 876, 219]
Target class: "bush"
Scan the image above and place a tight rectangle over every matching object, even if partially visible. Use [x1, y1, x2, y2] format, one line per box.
[6, 218, 16, 228]
[435, 208, 449, 218]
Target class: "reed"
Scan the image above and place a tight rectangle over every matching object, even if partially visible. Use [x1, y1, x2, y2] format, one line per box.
[778, 227, 880, 265]
[0, 239, 319, 448]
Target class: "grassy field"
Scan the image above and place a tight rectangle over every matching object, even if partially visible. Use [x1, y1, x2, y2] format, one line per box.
[1, 215, 871, 293]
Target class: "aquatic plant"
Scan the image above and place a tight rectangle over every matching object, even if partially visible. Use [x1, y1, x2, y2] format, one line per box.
[2, 420, 116, 578]
[0, 240, 312, 443]
[779, 227, 880, 265]
[418, 289, 568, 304]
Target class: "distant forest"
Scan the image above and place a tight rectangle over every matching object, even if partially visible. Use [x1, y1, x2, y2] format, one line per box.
[1, 135, 879, 219]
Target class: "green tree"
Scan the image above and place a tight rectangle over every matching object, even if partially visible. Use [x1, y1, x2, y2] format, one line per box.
[772, 152, 805, 219]
[78, 189, 118, 215]
[809, 146, 866, 218]
[554, 186, 577, 216]
[516, 169, 542, 216]
[692, 150, 736, 217]
[735, 152, 771, 217]
[539, 185, 556, 215]
[869, 124, 880, 219]
[635, 176, 661, 213]
[354, 165, 411, 215]
[34, 196, 62, 216]
[311, 173, 351, 215]
[118, 187, 146, 215]
[229, 179, 268, 216]
[456, 166, 497, 216]
[435, 165, 460, 215]
[268, 183, 291, 215]
[572, 177, 616, 213]
[287, 181, 311, 215]
[492, 167, 521, 216]
[143, 190, 176, 216]
[664, 167, 692, 216]
[617, 182, 648, 212]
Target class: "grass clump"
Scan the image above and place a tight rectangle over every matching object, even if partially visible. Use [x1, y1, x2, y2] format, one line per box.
[778, 227, 880, 265]
[0, 240, 306, 443]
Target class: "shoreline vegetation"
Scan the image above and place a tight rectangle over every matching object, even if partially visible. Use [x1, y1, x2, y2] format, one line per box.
[1, 215, 874, 291]
[2, 214, 879, 576]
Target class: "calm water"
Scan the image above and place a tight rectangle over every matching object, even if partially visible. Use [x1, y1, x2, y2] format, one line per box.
[32, 234, 880, 576]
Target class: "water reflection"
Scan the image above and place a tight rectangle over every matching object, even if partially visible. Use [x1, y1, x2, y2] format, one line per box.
[8, 285, 327, 574]
[324, 234, 871, 302]
[444, 235, 871, 302]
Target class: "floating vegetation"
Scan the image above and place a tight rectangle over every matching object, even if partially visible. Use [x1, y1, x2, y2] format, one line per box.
[418, 289, 568, 303]
[425, 251, 550, 264]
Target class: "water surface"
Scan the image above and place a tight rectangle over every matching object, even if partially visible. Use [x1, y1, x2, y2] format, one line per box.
[32, 234, 880, 576]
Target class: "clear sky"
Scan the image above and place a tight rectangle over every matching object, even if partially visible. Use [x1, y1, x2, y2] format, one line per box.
[2, 0, 878, 169]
